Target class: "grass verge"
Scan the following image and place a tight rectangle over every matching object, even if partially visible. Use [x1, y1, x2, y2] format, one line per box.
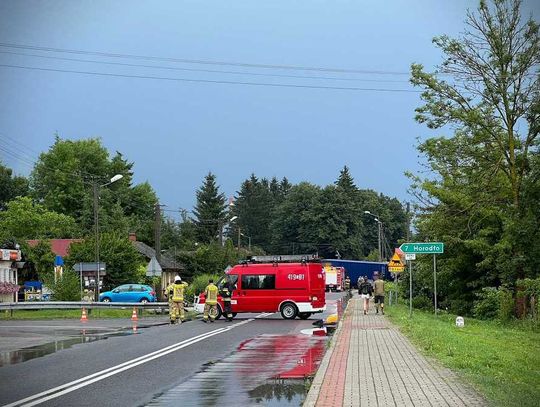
[0, 308, 168, 320]
[385, 304, 540, 407]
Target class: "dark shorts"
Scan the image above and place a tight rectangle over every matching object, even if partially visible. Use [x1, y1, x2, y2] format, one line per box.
[374, 295, 384, 304]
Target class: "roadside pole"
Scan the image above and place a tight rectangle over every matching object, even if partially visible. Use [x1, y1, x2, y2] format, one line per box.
[433, 254, 437, 315]
[409, 260, 412, 318]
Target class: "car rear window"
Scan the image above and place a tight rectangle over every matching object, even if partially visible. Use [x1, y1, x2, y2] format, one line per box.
[241, 274, 275, 289]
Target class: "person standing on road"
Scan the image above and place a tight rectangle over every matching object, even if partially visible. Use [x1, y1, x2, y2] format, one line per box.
[373, 275, 385, 315]
[358, 276, 373, 315]
[166, 276, 189, 324]
[219, 275, 235, 321]
[203, 279, 219, 323]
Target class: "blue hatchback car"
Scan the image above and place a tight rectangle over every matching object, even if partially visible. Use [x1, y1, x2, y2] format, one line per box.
[99, 284, 156, 303]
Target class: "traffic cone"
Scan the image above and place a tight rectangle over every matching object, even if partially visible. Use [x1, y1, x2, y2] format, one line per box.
[80, 307, 88, 323]
[131, 307, 138, 322]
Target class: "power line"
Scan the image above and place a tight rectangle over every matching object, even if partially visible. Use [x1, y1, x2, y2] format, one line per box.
[0, 50, 410, 84]
[0, 42, 411, 76]
[0, 63, 421, 93]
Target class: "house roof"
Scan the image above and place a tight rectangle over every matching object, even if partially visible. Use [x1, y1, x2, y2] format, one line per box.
[26, 239, 83, 257]
[132, 241, 184, 271]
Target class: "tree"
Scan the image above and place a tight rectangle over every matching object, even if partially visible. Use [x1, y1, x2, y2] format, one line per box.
[335, 165, 357, 196]
[231, 174, 274, 251]
[20, 240, 56, 279]
[411, 0, 539, 211]
[409, 0, 540, 312]
[0, 162, 29, 210]
[66, 233, 145, 288]
[193, 172, 228, 243]
[30, 137, 158, 242]
[0, 197, 79, 241]
[31, 136, 110, 219]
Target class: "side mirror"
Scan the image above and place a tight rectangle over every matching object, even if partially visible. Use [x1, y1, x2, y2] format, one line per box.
[113, 289, 120, 293]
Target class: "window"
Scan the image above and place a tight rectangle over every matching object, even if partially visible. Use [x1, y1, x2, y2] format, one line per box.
[217, 274, 238, 290]
[241, 274, 275, 290]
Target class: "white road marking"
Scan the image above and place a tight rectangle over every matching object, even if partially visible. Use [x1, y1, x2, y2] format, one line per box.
[3, 318, 254, 407]
[255, 313, 274, 318]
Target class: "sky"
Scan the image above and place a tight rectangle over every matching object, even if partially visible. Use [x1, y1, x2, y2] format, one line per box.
[1, 0, 538, 213]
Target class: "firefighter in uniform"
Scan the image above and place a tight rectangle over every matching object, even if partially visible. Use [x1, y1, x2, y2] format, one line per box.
[203, 279, 219, 323]
[166, 276, 188, 324]
[220, 275, 235, 322]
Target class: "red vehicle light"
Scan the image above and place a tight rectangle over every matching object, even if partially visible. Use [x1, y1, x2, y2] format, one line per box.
[150, 291, 156, 296]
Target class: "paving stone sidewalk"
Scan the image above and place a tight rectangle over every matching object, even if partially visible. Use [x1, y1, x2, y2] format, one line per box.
[305, 298, 486, 407]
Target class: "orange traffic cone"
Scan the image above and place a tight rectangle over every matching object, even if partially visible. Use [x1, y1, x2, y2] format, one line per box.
[131, 307, 138, 322]
[80, 307, 88, 323]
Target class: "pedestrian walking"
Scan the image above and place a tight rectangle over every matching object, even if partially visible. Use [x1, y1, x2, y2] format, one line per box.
[166, 276, 188, 324]
[344, 276, 351, 293]
[358, 276, 373, 315]
[373, 274, 385, 315]
[202, 278, 219, 323]
[219, 275, 235, 321]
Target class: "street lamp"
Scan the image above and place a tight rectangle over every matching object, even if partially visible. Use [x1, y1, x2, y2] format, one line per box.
[364, 211, 383, 262]
[241, 232, 252, 252]
[93, 174, 123, 301]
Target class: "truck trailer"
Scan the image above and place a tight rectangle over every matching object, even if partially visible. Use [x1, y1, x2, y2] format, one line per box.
[323, 259, 388, 287]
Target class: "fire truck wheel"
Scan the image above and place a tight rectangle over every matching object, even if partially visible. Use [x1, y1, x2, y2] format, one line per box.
[280, 302, 298, 320]
[231, 313, 237, 318]
[298, 312, 312, 320]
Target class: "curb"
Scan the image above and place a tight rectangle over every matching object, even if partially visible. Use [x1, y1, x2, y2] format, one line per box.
[303, 298, 353, 407]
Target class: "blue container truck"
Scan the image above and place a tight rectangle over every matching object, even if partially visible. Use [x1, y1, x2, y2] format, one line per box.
[323, 259, 388, 287]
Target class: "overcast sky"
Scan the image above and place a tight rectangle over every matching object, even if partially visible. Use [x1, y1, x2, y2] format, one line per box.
[1, 1, 538, 213]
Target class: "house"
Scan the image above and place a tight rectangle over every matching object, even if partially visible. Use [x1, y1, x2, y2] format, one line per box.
[128, 233, 184, 300]
[0, 247, 22, 302]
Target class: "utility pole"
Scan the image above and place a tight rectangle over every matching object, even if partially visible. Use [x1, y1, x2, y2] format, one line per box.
[93, 182, 100, 302]
[377, 221, 382, 262]
[154, 203, 162, 264]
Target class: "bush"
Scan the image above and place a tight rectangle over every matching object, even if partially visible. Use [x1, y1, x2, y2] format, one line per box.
[473, 287, 515, 321]
[43, 270, 81, 301]
[412, 295, 432, 311]
[498, 287, 514, 322]
[184, 273, 221, 303]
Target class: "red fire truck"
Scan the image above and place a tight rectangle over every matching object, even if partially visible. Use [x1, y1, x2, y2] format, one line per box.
[195, 255, 326, 320]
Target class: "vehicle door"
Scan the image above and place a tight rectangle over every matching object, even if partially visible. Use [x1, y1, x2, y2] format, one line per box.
[238, 273, 276, 312]
[111, 285, 128, 301]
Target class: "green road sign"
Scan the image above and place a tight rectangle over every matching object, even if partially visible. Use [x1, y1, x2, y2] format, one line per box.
[399, 242, 444, 254]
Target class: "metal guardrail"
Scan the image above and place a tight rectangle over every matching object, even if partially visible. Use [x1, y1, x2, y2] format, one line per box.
[0, 301, 170, 311]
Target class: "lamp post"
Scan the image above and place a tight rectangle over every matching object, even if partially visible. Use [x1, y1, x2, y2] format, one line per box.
[241, 232, 252, 252]
[364, 211, 383, 262]
[93, 174, 123, 301]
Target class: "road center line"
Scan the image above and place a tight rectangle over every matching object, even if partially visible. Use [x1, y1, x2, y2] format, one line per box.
[4, 318, 254, 407]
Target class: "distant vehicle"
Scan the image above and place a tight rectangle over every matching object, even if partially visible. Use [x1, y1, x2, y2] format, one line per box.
[323, 264, 345, 292]
[195, 255, 326, 320]
[99, 284, 156, 303]
[323, 259, 388, 287]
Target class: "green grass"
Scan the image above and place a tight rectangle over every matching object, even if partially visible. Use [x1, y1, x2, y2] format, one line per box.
[0, 308, 167, 320]
[385, 304, 540, 407]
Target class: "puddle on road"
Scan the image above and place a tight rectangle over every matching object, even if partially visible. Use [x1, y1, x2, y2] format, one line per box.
[0, 326, 141, 367]
[146, 334, 327, 407]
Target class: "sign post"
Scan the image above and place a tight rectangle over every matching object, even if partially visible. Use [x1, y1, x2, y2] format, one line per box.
[433, 254, 437, 315]
[399, 242, 444, 315]
[409, 260, 413, 318]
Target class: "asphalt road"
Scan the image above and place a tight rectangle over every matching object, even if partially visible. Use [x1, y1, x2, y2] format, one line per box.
[0, 292, 346, 407]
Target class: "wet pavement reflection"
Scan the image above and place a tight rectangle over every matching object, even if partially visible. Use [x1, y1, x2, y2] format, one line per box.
[0, 324, 141, 367]
[146, 334, 327, 406]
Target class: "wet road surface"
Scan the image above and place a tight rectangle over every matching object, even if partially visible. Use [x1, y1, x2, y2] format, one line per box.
[0, 293, 346, 406]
